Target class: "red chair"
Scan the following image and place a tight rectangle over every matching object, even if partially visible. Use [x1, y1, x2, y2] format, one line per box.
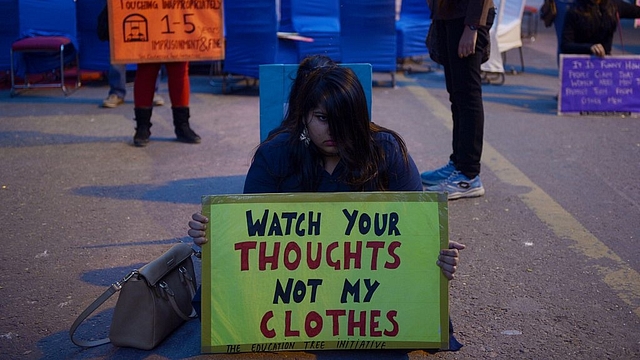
[10, 0, 81, 97]
[10, 36, 80, 96]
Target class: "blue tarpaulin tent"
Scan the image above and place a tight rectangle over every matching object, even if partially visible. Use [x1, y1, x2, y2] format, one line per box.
[0, 0, 19, 72]
[291, 0, 342, 62]
[1, 0, 110, 74]
[223, 0, 279, 79]
[1, 1, 434, 83]
[76, 0, 110, 72]
[12, 0, 79, 77]
[340, 0, 397, 79]
[396, 0, 432, 59]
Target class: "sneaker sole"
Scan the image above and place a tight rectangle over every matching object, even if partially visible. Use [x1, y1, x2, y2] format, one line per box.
[102, 101, 124, 108]
[447, 187, 485, 200]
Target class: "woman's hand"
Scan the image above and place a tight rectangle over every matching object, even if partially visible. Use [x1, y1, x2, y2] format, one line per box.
[188, 212, 209, 246]
[458, 26, 478, 58]
[191, 211, 465, 279]
[437, 241, 466, 280]
[590, 43, 606, 58]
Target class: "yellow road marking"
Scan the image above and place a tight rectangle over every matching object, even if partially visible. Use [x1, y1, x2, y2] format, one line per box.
[402, 75, 640, 318]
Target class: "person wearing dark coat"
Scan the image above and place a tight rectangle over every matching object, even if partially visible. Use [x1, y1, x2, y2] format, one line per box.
[561, 0, 640, 57]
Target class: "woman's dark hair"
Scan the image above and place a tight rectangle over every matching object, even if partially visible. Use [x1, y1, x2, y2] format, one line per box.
[287, 54, 336, 103]
[262, 56, 411, 191]
[574, 0, 618, 37]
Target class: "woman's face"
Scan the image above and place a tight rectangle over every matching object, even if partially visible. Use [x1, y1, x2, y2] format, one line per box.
[305, 107, 338, 157]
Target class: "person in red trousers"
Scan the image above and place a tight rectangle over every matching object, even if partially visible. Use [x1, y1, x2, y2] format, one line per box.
[132, 61, 200, 147]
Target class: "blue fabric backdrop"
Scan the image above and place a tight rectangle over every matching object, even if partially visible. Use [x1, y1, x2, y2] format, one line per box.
[11, 0, 78, 76]
[340, 0, 397, 73]
[76, 0, 110, 71]
[0, 0, 19, 72]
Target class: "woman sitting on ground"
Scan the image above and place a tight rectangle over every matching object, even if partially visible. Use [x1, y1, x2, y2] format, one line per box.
[188, 55, 466, 349]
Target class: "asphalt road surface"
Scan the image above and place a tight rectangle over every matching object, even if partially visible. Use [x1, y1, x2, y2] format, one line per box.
[0, 21, 639, 360]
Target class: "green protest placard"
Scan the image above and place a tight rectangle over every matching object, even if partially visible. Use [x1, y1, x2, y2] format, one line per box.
[201, 192, 449, 353]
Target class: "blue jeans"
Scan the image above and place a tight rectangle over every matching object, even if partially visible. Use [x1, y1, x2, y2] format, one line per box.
[108, 64, 161, 99]
[108, 64, 127, 98]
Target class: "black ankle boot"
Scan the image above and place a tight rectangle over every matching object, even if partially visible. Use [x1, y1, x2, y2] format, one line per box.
[173, 107, 201, 144]
[133, 108, 152, 147]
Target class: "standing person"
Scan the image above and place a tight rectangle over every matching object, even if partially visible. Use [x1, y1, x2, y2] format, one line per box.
[101, 64, 165, 108]
[421, 0, 495, 200]
[96, 3, 164, 109]
[187, 56, 466, 350]
[132, 61, 200, 147]
[561, 0, 640, 57]
[101, 64, 127, 108]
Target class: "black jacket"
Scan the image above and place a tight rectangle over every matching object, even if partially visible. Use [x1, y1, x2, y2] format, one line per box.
[561, 0, 640, 55]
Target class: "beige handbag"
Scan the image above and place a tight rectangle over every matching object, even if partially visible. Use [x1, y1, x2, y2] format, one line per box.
[70, 243, 198, 350]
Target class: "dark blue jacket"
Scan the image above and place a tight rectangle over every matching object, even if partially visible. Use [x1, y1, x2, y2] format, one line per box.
[243, 132, 422, 193]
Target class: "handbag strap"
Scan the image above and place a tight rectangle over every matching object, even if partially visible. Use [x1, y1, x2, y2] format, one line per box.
[70, 265, 198, 347]
[161, 266, 199, 321]
[69, 272, 135, 347]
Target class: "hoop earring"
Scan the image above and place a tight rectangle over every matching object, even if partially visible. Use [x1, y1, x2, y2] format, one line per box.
[299, 127, 310, 146]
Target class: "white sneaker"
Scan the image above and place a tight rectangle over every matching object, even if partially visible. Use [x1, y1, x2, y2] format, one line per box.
[153, 93, 165, 106]
[102, 94, 124, 108]
[425, 171, 485, 200]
